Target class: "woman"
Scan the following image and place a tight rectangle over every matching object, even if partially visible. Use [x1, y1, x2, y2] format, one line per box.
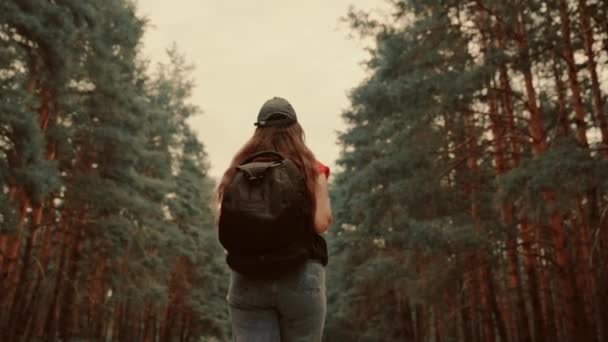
[216, 97, 332, 341]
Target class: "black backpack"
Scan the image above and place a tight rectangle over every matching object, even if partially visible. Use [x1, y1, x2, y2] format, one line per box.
[218, 151, 312, 277]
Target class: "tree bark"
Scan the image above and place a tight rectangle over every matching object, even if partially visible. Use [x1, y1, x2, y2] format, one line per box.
[538, 252, 559, 342]
[58, 223, 85, 339]
[43, 216, 71, 339]
[7, 204, 43, 340]
[577, 0, 608, 147]
[552, 62, 571, 138]
[489, 72, 531, 342]
[485, 265, 507, 342]
[558, 0, 589, 148]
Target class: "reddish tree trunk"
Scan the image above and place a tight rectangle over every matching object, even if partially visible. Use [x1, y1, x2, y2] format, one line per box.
[434, 306, 442, 342]
[179, 310, 189, 342]
[538, 253, 559, 342]
[577, 0, 608, 146]
[415, 303, 426, 342]
[552, 62, 571, 138]
[58, 223, 85, 339]
[514, 7, 589, 341]
[43, 216, 71, 339]
[546, 192, 592, 342]
[21, 221, 56, 340]
[485, 265, 507, 342]
[575, 198, 600, 340]
[143, 303, 156, 342]
[558, 0, 589, 148]
[399, 294, 415, 340]
[488, 74, 530, 342]
[111, 301, 122, 341]
[520, 220, 545, 342]
[7, 204, 43, 339]
[4, 194, 29, 286]
[460, 279, 474, 342]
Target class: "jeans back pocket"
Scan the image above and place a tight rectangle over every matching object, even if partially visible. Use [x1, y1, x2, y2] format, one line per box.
[297, 261, 325, 294]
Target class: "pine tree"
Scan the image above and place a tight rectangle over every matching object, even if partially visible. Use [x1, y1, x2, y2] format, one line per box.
[0, 1, 227, 340]
[328, 1, 608, 341]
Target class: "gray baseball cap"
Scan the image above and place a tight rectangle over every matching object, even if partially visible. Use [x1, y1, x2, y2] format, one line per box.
[254, 97, 297, 127]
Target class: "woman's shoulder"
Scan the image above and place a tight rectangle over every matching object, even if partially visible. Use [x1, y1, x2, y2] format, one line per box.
[315, 160, 330, 178]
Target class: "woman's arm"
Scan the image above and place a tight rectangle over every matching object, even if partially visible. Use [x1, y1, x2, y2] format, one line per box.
[313, 173, 332, 234]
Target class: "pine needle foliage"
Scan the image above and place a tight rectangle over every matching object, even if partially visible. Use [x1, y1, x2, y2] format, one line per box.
[0, 1, 228, 340]
[328, 1, 608, 341]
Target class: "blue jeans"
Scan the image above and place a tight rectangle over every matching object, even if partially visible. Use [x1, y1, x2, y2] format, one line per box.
[227, 260, 326, 341]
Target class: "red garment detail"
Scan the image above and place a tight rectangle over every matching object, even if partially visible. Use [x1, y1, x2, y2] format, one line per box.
[316, 161, 330, 178]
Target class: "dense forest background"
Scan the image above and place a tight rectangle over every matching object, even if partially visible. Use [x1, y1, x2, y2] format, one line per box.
[0, 1, 228, 341]
[2, 0, 608, 341]
[327, 0, 608, 342]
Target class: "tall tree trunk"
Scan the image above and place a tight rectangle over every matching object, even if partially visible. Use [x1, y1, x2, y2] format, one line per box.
[43, 217, 71, 339]
[143, 303, 155, 342]
[87, 252, 106, 340]
[577, 0, 608, 147]
[514, 6, 587, 341]
[58, 223, 85, 339]
[434, 306, 442, 342]
[7, 204, 43, 340]
[538, 252, 559, 342]
[557, 2, 598, 340]
[552, 62, 571, 138]
[460, 279, 474, 342]
[520, 220, 545, 342]
[489, 73, 529, 342]
[577, 0, 608, 338]
[179, 310, 188, 342]
[396, 288, 415, 340]
[545, 194, 590, 341]
[414, 303, 426, 342]
[575, 197, 600, 341]
[485, 265, 507, 342]
[111, 300, 121, 342]
[558, 0, 589, 148]
[461, 102, 497, 342]
[4, 193, 29, 286]
[0, 191, 29, 334]
[29, 220, 60, 339]
[494, 17, 539, 342]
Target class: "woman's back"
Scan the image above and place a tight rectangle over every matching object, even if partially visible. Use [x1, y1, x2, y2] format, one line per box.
[216, 97, 331, 341]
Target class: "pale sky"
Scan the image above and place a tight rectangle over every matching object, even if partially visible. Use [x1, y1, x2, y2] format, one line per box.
[137, 1, 389, 179]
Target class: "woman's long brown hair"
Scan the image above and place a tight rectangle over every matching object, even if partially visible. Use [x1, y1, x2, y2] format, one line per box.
[215, 122, 318, 212]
